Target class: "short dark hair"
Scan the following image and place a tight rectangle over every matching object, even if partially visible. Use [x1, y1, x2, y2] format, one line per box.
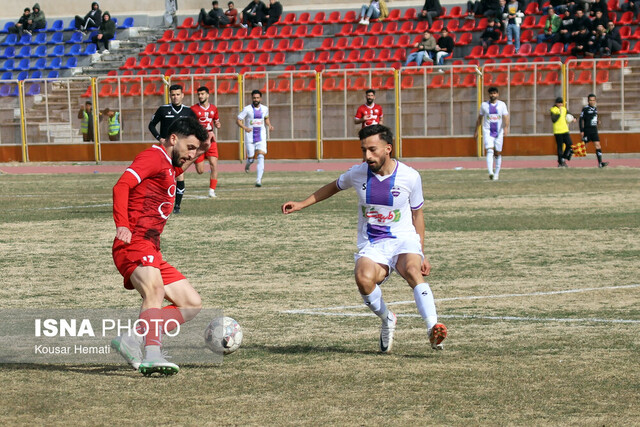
[197, 86, 209, 93]
[212, 0, 218, 5]
[167, 116, 209, 143]
[358, 124, 393, 145]
[169, 84, 183, 92]
[588, 93, 597, 99]
[366, 89, 375, 95]
[251, 89, 262, 96]
[24, 7, 30, 12]
[228, 1, 234, 5]
[488, 86, 499, 94]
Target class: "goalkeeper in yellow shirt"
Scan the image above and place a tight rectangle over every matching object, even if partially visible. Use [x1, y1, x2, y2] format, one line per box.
[550, 97, 575, 168]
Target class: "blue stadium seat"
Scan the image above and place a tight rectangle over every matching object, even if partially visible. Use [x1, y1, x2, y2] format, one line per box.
[15, 58, 30, 71]
[33, 45, 47, 57]
[1, 59, 15, 71]
[48, 32, 64, 44]
[119, 17, 134, 29]
[2, 34, 18, 46]
[68, 32, 84, 44]
[16, 70, 28, 80]
[62, 57, 77, 69]
[82, 44, 97, 55]
[1, 71, 12, 80]
[18, 34, 32, 45]
[0, 46, 15, 59]
[47, 57, 61, 69]
[48, 44, 65, 57]
[111, 17, 118, 27]
[0, 85, 11, 96]
[49, 20, 64, 32]
[1, 22, 14, 34]
[67, 44, 82, 56]
[31, 57, 46, 70]
[26, 83, 41, 96]
[46, 70, 59, 79]
[64, 19, 75, 31]
[15, 46, 31, 58]
[8, 84, 20, 96]
[32, 32, 47, 45]
[30, 70, 42, 79]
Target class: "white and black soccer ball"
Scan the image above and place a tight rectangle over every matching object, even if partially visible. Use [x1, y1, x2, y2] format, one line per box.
[566, 113, 576, 123]
[204, 316, 243, 355]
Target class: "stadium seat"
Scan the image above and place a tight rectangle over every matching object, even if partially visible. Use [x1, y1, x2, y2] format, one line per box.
[292, 25, 308, 38]
[482, 45, 500, 59]
[150, 56, 166, 69]
[98, 84, 113, 97]
[337, 24, 353, 37]
[225, 53, 240, 66]
[524, 2, 540, 15]
[310, 24, 324, 38]
[398, 21, 414, 34]
[521, 15, 536, 29]
[271, 39, 287, 52]
[195, 54, 210, 68]
[332, 37, 349, 51]
[259, 39, 274, 52]
[1, 22, 14, 34]
[0, 84, 11, 96]
[32, 33, 47, 45]
[290, 38, 304, 51]
[15, 58, 29, 71]
[15, 46, 31, 59]
[365, 36, 379, 49]
[67, 44, 82, 56]
[177, 17, 196, 29]
[318, 38, 334, 50]
[341, 10, 357, 23]
[277, 26, 293, 38]
[391, 49, 406, 62]
[25, 82, 41, 96]
[296, 12, 311, 25]
[280, 13, 296, 26]
[548, 42, 564, 56]
[30, 70, 42, 79]
[83, 44, 97, 55]
[618, 11, 634, 25]
[394, 34, 411, 48]
[596, 70, 609, 84]
[0, 46, 15, 60]
[119, 17, 135, 29]
[16, 70, 28, 81]
[30, 57, 46, 71]
[190, 29, 204, 42]
[0, 71, 11, 80]
[120, 57, 136, 70]
[17, 34, 32, 46]
[326, 11, 341, 24]
[2, 34, 18, 46]
[175, 29, 189, 42]
[446, 20, 459, 33]
[275, 79, 290, 93]
[368, 22, 384, 35]
[401, 8, 417, 21]
[158, 30, 174, 43]
[312, 11, 326, 25]
[499, 44, 516, 58]
[62, 57, 77, 69]
[430, 20, 444, 32]
[517, 44, 533, 56]
[349, 36, 364, 50]
[68, 32, 83, 44]
[457, 32, 473, 46]
[270, 52, 285, 66]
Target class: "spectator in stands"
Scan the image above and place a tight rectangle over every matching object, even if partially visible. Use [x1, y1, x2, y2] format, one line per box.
[404, 30, 436, 66]
[78, 101, 94, 142]
[358, 0, 381, 26]
[589, 0, 608, 18]
[586, 24, 606, 56]
[262, 0, 283, 30]
[536, 7, 561, 43]
[480, 19, 502, 50]
[571, 8, 592, 34]
[164, 0, 178, 28]
[570, 25, 591, 55]
[557, 9, 575, 46]
[30, 3, 46, 33]
[101, 108, 121, 141]
[198, 1, 230, 28]
[485, 0, 505, 20]
[621, 0, 640, 21]
[240, 0, 267, 28]
[591, 9, 608, 30]
[92, 11, 116, 53]
[418, 0, 443, 27]
[225, 1, 238, 25]
[604, 20, 622, 54]
[8, 8, 31, 37]
[504, 0, 524, 53]
[75, 2, 102, 33]
[542, 0, 568, 14]
[435, 28, 454, 67]
[466, 0, 484, 19]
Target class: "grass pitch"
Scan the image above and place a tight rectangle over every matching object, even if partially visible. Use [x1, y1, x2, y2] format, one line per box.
[0, 165, 639, 425]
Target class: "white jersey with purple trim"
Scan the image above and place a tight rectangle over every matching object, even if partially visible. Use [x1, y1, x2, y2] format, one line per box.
[336, 160, 424, 247]
[238, 104, 269, 144]
[480, 100, 509, 139]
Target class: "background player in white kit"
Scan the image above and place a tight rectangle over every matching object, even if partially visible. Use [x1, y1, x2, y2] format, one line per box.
[474, 87, 509, 181]
[282, 124, 447, 353]
[237, 90, 273, 187]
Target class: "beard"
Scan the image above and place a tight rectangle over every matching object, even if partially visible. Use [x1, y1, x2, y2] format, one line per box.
[252, 101, 260, 107]
[171, 149, 184, 167]
[367, 156, 385, 173]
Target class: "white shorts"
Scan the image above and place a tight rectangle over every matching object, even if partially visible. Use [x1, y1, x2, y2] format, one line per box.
[246, 140, 267, 158]
[354, 235, 424, 279]
[483, 133, 504, 151]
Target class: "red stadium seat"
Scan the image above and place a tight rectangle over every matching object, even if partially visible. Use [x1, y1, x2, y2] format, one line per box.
[186, 41, 199, 55]
[618, 11, 634, 25]
[155, 43, 170, 56]
[175, 29, 189, 41]
[318, 38, 334, 50]
[280, 13, 296, 26]
[150, 56, 165, 69]
[275, 39, 290, 51]
[204, 29, 218, 40]
[177, 17, 196, 29]
[196, 54, 210, 68]
[312, 11, 326, 25]
[256, 52, 270, 65]
[457, 32, 473, 46]
[368, 22, 384, 35]
[475, 18, 488, 32]
[349, 36, 364, 50]
[384, 21, 399, 35]
[525, 2, 540, 15]
[270, 52, 285, 66]
[244, 39, 259, 52]
[226, 53, 240, 66]
[430, 20, 444, 32]
[465, 45, 483, 60]
[517, 44, 533, 56]
[483, 44, 500, 58]
[337, 24, 353, 37]
[381, 35, 395, 48]
[120, 57, 137, 70]
[446, 20, 459, 33]
[401, 75, 414, 89]
[277, 26, 293, 38]
[158, 30, 174, 43]
[249, 27, 262, 38]
[387, 9, 401, 21]
[345, 50, 360, 63]
[310, 24, 324, 37]
[140, 43, 156, 56]
[596, 69, 609, 84]
[401, 8, 417, 21]
[521, 15, 536, 29]
[460, 20, 475, 32]
[188, 29, 203, 42]
[263, 26, 278, 39]
[179, 55, 193, 68]
[292, 26, 308, 38]
[327, 11, 341, 24]
[414, 20, 428, 34]
[290, 38, 304, 51]
[297, 51, 315, 64]
[395, 34, 411, 48]
[548, 42, 564, 55]
[333, 37, 349, 50]
[499, 44, 516, 58]
[259, 39, 274, 52]
[341, 10, 357, 23]
[365, 36, 379, 49]
[330, 50, 346, 64]
[170, 43, 185, 56]
[399, 21, 414, 34]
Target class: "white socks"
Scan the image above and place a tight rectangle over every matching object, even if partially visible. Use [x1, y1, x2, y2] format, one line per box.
[361, 284, 389, 320]
[144, 344, 162, 359]
[413, 282, 438, 331]
[256, 154, 265, 183]
[494, 154, 502, 176]
[486, 148, 494, 174]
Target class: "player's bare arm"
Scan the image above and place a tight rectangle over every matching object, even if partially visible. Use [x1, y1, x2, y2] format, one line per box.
[473, 114, 483, 139]
[265, 116, 274, 132]
[281, 181, 342, 214]
[411, 207, 431, 276]
[236, 118, 251, 133]
[503, 114, 510, 137]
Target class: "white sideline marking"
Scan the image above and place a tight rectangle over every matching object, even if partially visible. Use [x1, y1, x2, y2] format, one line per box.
[281, 284, 640, 324]
[39, 203, 112, 210]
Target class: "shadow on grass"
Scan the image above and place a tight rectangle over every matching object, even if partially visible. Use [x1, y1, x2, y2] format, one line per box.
[248, 343, 430, 358]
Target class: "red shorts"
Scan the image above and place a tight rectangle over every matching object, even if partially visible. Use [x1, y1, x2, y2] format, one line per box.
[195, 136, 219, 163]
[112, 239, 185, 290]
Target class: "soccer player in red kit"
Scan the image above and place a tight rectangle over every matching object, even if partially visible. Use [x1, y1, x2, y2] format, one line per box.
[192, 86, 222, 198]
[354, 89, 384, 128]
[111, 117, 210, 376]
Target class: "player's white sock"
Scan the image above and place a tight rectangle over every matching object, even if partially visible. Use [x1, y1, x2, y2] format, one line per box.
[494, 154, 502, 176]
[144, 344, 162, 359]
[486, 148, 494, 174]
[361, 284, 389, 320]
[256, 154, 265, 183]
[413, 282, 438, 331]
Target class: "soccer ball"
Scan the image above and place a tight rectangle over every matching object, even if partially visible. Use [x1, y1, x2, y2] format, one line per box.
[204, 316, 243, 355]
[566, 113, 575, 123]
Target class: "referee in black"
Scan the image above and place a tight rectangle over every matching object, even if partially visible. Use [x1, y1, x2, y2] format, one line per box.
[579, 93, 608, 168]
[149, 84, 198, 213]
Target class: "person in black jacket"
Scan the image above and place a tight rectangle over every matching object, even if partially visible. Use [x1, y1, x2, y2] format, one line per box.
[8, 8, 31, 37]
[604, 21, 622, 54]
[435, 28, 454, 66]
[198, 0, 230, 27]
[418, 0, 442, 27]
[92, 11, 116, 53]
[262, 0, 282, 29]
[480, 19, 502, 50]
[579, 94, 608, 168]
[75, 2, 102, 32]
[240, 0, 266, 28]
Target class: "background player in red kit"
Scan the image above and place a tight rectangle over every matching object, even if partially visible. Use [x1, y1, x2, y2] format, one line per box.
[111, 117, 209, 376]
[192, 86, 222, 198]
[354, 89, 384, 129]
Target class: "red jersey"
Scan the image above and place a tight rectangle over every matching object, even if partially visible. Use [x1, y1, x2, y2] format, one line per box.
[113, 145, 183, 249]
[191, 103, 219, 132]
[355, 103, 384, 128]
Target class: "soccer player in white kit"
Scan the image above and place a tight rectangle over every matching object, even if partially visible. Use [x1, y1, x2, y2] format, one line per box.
[474, 87, 509, 180]
[282, 124, 447, 353]
[236, 90, 273, 187]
